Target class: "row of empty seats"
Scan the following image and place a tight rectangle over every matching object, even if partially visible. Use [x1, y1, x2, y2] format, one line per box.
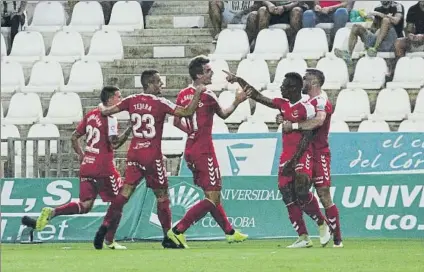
[211, 27, 424, 62]
[209, 55, 424, 92]
[1, 29, 123, 63]
[1, 60, 103, 93]
[26, 1, 144, 32]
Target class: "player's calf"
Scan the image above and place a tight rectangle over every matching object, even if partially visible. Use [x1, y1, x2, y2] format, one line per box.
[316, 186, 343, 246]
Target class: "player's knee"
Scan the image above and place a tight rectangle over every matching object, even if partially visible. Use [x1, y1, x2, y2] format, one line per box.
[381, 17, 391, 27]
[258, 6, 268, 17]
[120, 184, 135, 198]
[279, 184, 296, 205]
[291, 6, 303, 17]
[80, 200, 94, 213]
[351, 24, 364, 35]
[205, 190, 221, 205]
[294, 174, 312, 201]
[154, 189, 169, 202]
[316, 186, 333, 209]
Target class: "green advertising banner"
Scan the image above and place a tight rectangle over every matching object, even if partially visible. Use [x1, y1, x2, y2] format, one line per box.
[1, 175, 423, 243]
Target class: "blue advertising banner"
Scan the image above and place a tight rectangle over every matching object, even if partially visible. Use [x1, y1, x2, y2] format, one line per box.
[179, 133, 424, 176]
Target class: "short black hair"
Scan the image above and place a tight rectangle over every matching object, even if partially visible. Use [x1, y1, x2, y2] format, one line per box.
[188, 55, 210, 81]
[306, 69, 325, 87]
[100, 86, 119, 105]
[284, 72, 303, 91]
[141, 69, 159, 90]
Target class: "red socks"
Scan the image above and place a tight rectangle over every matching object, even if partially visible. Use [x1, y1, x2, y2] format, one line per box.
[54, 202, 82, 217]
[176, 199, 215, 233]
[157, 199, 172, 235]
[210, 204, 233, 235]
[286, 202, 308, 236]
[326, 204, 342, 242]
[302, 192, 326, 226]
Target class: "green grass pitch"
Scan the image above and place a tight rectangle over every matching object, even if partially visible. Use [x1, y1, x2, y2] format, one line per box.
[2, 239, 424, 272]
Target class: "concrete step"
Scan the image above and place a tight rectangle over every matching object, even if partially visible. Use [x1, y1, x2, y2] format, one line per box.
[121, 35, 213, 44]
[123, 43, 215, 58]
[105, 73, 192, 89]
[150, 6, 209, 15]
[146, 14, 211, 29]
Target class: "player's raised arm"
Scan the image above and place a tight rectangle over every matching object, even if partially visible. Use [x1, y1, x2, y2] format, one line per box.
[215, 86, 248, 119]
[173, 85, 205, 117]
[100, 104, 121, 116]
[109, 118, 132, 150]
[223, 70, 276, 109]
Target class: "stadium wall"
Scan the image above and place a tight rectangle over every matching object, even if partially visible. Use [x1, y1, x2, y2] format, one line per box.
[1, 174, 423, 243]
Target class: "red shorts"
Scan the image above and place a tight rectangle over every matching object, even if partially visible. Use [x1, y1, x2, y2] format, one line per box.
[124, 152, 168, 190]
[312, 151, 331, 188]
[79, 168, 122, 202]
[278, 150, 313, 189]
[185, 152, 222, 191]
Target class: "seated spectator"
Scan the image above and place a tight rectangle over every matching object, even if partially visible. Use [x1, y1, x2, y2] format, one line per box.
[245, 1, 311, 50]
[302, 0, 349, 45]
[209, 1, 262, 43]
[1, 1, 27, 51]
[394, 1, 424, 58]
[335, 1, 404, 65]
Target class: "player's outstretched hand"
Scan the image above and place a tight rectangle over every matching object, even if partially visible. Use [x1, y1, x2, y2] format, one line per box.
[222, 70, 238, 84]
[282, 120, 293, 132]
[275, 113, 284, 124]
[235, 86, 248, 104]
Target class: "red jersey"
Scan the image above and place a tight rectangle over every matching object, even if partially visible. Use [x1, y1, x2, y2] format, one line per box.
[176, 86, 219, 154]
[76, 108, 118, 177]
[309, 95, 332, 153]
[117, 94, 176, 157]
[272, 97, 316, 153]
[319, 1, 341, 8]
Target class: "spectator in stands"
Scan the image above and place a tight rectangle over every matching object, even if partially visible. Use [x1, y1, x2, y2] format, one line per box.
[245, 1, 311, 50]
[209, 1, 262, 43]
[302, 0, 349, 45]
[335, 1, 404, 64]
[1, 1, 27, 51]
[394, 1, 424, 58]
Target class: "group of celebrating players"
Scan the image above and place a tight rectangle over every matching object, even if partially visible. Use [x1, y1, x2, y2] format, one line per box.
[21, 55, 343, 249]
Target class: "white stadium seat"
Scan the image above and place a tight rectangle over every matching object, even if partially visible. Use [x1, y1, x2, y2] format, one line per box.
[0, 103, 3, 119]
[1, 124, 22, 177]
[347, 56, 387, 89]
[102, 1, 144, 31]
[371, 88, 411, 121]
[161, 122, 186, 156]
[1, 33, 7, 58]
[21, 60, 64, 93]
[5, 31, 45, 63]
[386, 57, 424, 89]
[316, 55, 349, 90]
[209, 29, 249, 61]
[357, 120, 390, 132]
[218, 90, 251, 123]
[25, 1, 66, 32]
[61, 60, 103, 93]
[39, 92, 83, 124]
[63, 1, 105, 32]
[247, 28, 289, 60]
[212, 115, 229, 134]
[332, 89, 370, 122]
[398, 120, 424, 132]
[237, 119, 269, 133]
[43, 31, 85, 63]
[228, 58, 270, 91]
[329, 27, 365, 59]
[288, 28, 328, 59]
[1, 61, 25, 93]
[330, 120, 350, 132]
[409, 88, 424, 120]
[26, 123, 60, 156]
[267, 57, 307, 90]
[252, 90, 281, 123]
[208, 58, 230, 91]
[82, 30, 123, 62]
[3, 93, 43, 125]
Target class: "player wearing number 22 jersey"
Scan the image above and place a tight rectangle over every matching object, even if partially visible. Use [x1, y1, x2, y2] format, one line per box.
[94, 70, 204, 250]
[166, 56, 248, 249]
[28, 86, 131, 250]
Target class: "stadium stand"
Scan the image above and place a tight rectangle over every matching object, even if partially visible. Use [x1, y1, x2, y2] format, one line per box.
[1, 1, 423, 178]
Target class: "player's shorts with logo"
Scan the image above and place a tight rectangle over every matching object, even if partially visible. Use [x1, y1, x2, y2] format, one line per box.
[124, 150, 168, 190]
[185, 152, 222, 191]
[278, 150, 313, 188]
[79, 167, 122, 202]
[312, 151, 331, 188]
